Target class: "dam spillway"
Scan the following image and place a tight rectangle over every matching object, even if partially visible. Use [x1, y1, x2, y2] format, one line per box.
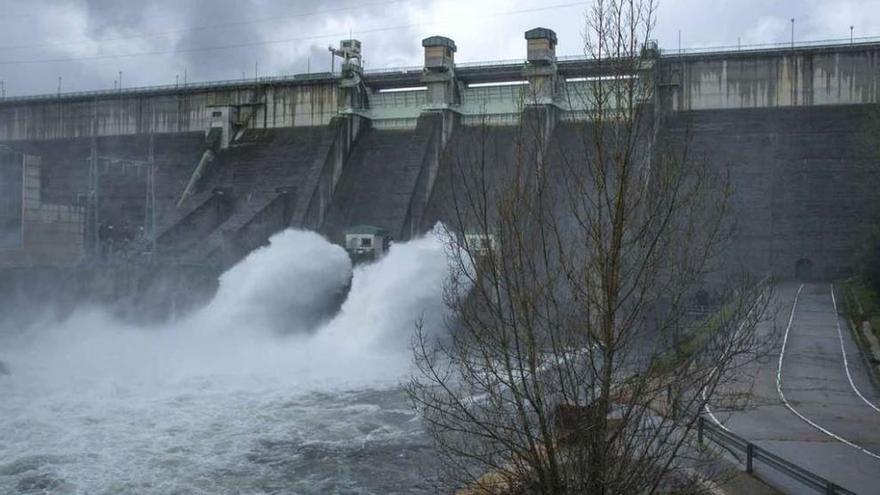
[1, 29, 879, 284]
[0, 227, 455, 493]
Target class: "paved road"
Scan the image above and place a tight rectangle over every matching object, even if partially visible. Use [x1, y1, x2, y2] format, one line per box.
[707, 283, 880, 494]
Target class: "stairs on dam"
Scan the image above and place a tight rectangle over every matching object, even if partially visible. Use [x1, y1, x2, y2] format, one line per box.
[157, 126, 335, 265]
[156, 189, 217, 238]
[320, 115, 440, 243]
[155, 191, 234, 259]
[181, 193, 284, 263]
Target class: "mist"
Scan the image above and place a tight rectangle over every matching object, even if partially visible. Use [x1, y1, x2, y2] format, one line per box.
[0, 226, 453, 388]
[0, 227, 454, 492]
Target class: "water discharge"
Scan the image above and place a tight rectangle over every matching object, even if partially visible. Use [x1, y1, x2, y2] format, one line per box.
[0, 226, 454, 493]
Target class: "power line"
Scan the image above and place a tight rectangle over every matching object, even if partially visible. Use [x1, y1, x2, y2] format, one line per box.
[0, 2, 587, 66]
[0, 24, 415, 66]
[0, 0, 427, 51]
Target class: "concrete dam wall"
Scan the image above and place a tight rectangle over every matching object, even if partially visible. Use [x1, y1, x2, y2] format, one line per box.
[1, 30, 879, 282]
[669, 103, 880, 279]
[0, 82, 339, 141]
[661, 44, 880, 110]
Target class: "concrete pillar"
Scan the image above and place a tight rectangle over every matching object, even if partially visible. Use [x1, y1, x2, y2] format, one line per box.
[521, 28, 561, 157]
[418, 36, 461, 218]
[523, 28, 560, 105]
[421, 36, 459, 109]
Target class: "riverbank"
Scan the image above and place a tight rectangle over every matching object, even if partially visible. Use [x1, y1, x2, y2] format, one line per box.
[841, 279, 880, 387]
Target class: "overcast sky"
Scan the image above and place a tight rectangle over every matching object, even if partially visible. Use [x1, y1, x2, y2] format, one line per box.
[1, 0, 879, 97]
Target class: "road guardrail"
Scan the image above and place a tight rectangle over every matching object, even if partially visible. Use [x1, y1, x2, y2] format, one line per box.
[697, 416, 856, 495]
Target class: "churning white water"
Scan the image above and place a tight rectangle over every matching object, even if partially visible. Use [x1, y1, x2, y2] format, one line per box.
[0, 227, 453, 494]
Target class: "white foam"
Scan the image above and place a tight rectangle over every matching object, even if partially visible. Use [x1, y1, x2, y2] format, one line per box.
[0, 226, 456, 491]
[1, 226, 455, 391]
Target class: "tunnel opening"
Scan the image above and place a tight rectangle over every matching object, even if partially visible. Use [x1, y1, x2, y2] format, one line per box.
[795, 258, 813, 281]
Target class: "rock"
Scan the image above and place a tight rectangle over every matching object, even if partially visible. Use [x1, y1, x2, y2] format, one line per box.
[0, 361, 9, 375]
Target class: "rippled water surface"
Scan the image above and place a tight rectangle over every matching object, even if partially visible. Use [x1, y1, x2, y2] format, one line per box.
[0, 381, 436, 494]
[0, 228, 453, 494]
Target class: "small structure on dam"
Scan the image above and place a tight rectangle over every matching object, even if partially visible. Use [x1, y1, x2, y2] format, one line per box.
[0, 27, 878, 291]
[344, 225, 391, 263]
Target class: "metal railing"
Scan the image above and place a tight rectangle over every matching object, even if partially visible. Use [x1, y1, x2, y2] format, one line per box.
[662, 35, 880, 57]
[2, 35, 880, 103]
[0, 72, 339, 103]
[455, 57, 526, 69]
[363, 64, 422, 76]
[697, 417, 856, 495]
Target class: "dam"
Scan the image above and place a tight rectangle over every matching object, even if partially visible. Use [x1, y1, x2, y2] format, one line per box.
[1, 17, 880, 493]
[1, 28, 879, 291]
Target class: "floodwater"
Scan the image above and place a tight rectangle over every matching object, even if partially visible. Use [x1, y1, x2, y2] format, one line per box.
[0, 228, 453, 494]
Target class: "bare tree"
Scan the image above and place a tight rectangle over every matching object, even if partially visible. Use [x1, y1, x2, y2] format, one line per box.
[408, 1, 772, 493]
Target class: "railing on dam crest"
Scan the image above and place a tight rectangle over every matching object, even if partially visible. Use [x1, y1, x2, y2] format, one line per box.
[2, 34, 880, 104]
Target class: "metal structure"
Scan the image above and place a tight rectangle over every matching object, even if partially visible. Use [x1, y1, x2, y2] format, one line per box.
[145, 114, 157, 259]
[697, 417, 856, 494]
[85, 152, 154, 260]
[3, 34, 879, 104]
[329, 39, 363, 74]
[88, 116, 99, 257]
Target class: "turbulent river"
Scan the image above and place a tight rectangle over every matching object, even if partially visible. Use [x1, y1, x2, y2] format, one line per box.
[0, 228, 453, 494]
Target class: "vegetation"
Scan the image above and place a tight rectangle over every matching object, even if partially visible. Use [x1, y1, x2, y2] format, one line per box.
[843, 279, 880, 343]
[851, 92, 880, 342]
[407, 1, 772, 493]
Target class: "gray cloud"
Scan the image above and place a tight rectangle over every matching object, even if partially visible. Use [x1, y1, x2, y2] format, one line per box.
[83, 0, 147, 35]
[0, 0, 878, 97]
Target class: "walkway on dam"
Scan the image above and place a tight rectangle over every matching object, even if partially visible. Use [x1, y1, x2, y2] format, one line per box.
[707, 283, 880, 494]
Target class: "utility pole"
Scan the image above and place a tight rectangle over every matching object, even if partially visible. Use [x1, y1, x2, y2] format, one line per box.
[90, 102, 100, 258]
[118, 71, 123, 90]
[677, 29, 681, 55]
[0, 80, 4, 98]
[57, 76, 62, 96]
[145, 102, 156, 261]
[790, 19, 797, 105]
[851, 26, 854, 44]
